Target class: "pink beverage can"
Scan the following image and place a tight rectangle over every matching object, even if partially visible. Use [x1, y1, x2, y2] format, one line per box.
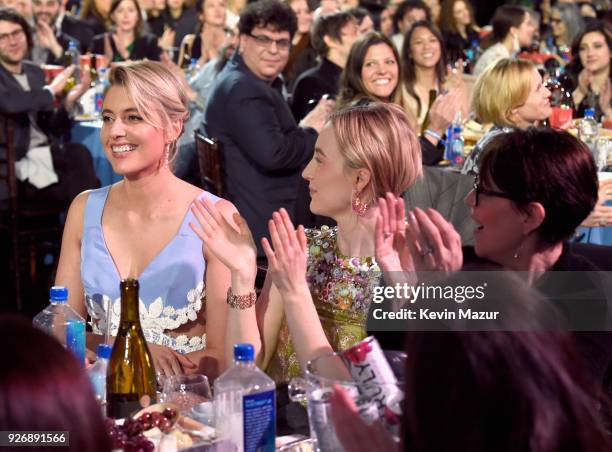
[340, 336, 401, 414]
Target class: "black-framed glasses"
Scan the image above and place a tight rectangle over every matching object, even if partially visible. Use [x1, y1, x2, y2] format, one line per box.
[0, 28, 25, 44]
[472, 175, 516, 206]
[247, 33, 291, 51]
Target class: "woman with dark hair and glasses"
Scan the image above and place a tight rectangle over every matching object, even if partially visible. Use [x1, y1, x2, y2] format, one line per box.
[375, 126, 612, 386]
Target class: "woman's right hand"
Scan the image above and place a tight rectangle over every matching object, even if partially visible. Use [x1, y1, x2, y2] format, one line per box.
[578, 68, 592, 95]
[261, 209, 309, 298]
[189, 197, 257, 278]
[404, 207, 463, 273]
[148, 343, 196, 377]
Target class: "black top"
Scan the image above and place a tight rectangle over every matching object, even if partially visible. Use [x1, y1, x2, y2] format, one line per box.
[91, 32, 162, 62]
[464, 243, 612, 386]
[442, 27, 480, 67]
[82, 13, 107, 37]
[291, 58, 343, 122]
[159, 7, 199, 59]
[60, 14, 94, 52]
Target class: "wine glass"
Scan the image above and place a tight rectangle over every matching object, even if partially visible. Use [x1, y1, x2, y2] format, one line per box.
[161, 374, 212, 412]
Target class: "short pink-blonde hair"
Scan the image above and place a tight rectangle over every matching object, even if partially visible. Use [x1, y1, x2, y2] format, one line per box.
[329, 102, 422, 204]
[108, 61, 189, 160]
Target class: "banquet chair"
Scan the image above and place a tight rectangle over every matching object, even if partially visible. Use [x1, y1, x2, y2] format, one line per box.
[195, 132, 224, 197]
[0, 115, 63, 311]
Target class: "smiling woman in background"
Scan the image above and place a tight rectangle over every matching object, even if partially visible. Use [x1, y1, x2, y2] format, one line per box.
[91, 0, 161, 62]
[563, 21, 612, 120]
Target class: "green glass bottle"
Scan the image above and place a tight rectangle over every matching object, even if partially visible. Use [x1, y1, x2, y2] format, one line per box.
[106, 279, 157, 419]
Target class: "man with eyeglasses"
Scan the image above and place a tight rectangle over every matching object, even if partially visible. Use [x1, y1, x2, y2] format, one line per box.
[0, 8, 97, 209]
[204, 0, 333, 261]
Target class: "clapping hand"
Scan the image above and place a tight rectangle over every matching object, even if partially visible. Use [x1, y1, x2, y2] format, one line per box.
[261, 208, 309, 297]
[189, 197, 257, 280]
[404, 207, 463, 273]
[37, 20, 62, 58]
[65, 68, 91, 110]
[375, 194, 416, 286]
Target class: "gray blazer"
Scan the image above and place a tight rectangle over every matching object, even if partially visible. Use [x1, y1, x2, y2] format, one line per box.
[403, 166, 476, 245]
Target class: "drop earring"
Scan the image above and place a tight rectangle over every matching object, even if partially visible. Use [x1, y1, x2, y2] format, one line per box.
[351, 189, 368, 216]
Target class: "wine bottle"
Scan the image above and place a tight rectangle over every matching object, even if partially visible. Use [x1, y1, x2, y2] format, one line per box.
[107, 279, 157, 419]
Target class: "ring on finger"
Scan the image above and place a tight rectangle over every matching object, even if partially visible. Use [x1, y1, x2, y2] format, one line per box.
[383, 231, 392, 239]
[420, 247, 434, 257]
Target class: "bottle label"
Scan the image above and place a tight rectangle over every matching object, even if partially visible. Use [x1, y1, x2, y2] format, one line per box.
[65, 320, 85, 366]
[242, 390, 275, 452]
[106, 393, 156, 419]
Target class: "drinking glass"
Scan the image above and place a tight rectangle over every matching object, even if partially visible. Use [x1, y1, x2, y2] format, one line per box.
[161, 374, 212, 412]
[595, 138, 611, 171]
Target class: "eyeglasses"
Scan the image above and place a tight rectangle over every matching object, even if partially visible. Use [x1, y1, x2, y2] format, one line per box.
[0, 28, 25, 45]
[471, 175, 516, 206]
[550, 18, 562, 24]
[248, 33, 291, 51]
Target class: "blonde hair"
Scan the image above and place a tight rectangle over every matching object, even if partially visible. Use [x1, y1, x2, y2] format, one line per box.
[108, 61, 190, 164]
[329, 102, 422, 205]
[472, 58, 535, 127]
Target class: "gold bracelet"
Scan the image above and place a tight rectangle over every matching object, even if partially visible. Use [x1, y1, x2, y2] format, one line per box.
[226, 287, 257, 310]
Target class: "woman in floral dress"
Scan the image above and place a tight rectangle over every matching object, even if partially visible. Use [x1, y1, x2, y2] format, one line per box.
[190, 103, 423, 381]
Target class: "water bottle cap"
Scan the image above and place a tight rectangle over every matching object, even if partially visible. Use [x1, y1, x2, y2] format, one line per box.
[50, 286, 68, 302]
[453, 126, 462, 133]
[234, 343, 254, 362]
[96, 344, 112, 359]
[585, 108, 595, 117]
[190, 58, 198, 65]
[68, 41, 76, 49]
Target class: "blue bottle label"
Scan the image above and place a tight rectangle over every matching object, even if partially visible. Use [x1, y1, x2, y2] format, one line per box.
[242, 389, 275, 452]
[66, 320, 85, 366]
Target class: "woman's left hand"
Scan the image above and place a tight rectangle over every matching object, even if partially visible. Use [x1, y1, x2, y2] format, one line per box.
[330, 385, 399, 452]
[404, 207, 463, 273]
[261, 208, 309, 297]
[599, 78, 612, 117]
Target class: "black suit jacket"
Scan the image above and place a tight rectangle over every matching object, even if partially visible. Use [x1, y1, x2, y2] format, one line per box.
[0, 61, 70, 161]
[60, 14, 94, 52]
[203, 53, 318, 257]
[291, 57, 342, 122]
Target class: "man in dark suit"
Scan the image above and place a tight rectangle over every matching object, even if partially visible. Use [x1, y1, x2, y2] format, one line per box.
[291, 11, 358, 122]
[0, 8, 97, 208]
[203, 0, 333, 259]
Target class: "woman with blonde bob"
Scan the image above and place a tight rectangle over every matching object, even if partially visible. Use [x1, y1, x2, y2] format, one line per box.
[462, 58, 551, 174]
[190, 103, 422, 381]
[55, 61, 236, 380]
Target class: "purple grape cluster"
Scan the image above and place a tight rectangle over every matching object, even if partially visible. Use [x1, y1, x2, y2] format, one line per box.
[105, 417, 154, 452]
[105, 407, 178, 452]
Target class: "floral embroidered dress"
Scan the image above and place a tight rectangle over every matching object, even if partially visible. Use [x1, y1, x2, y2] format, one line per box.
[265, 226, 381, 382]
[81, 186, 218, 354]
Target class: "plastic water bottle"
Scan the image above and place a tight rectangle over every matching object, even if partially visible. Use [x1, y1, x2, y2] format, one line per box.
[94, 67, 107, 115]
[214, 343, 276, 452]
[65, 41, 81, 84]
[450, 125, 465, 167]
[579, 108, 599, 150]
[33, 286, 86, 365]
[185, 57, 200, 83]
[88, 343, 112, 405]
